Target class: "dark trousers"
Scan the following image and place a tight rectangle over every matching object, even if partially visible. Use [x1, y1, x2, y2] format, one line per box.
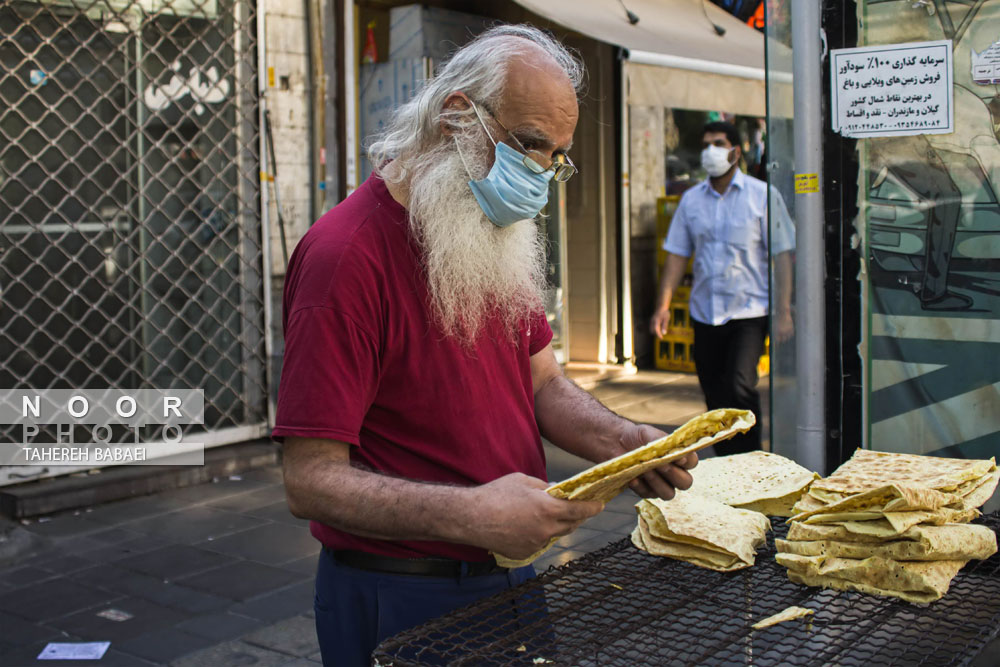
[313, 547, 536, 666]
[692, 316, 767, 456]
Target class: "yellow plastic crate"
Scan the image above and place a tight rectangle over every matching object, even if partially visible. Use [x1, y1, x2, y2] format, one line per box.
[665, 312, 693, 343]
[654, 335, 695, 373]
[667, 290, 694, 342]
[655, 334, 770, 376]
[758, 336, 770, 377]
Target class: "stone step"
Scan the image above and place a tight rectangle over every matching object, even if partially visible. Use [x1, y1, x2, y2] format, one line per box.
[0, 440, 280, 519]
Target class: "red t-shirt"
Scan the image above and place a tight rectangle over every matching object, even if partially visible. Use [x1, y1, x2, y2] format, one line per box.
[272, 174, 552, 561]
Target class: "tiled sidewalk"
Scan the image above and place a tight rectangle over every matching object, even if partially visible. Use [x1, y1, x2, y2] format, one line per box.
[0, 466, 321, 666]
[0, 370, 722, 666]
[0, 458, 651, 666]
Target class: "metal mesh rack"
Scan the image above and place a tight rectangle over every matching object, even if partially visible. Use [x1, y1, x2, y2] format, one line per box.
[374, 512, 1000, 666]
[0, 0, 266, 467]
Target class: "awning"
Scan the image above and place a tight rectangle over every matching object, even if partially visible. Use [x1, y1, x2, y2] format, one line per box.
[512, 0, 792, 116]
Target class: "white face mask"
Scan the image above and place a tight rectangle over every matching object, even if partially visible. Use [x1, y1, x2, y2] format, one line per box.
[701, 144, 735, 178]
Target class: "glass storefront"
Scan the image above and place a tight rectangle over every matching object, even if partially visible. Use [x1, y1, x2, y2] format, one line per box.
[764, 5, 798, 460]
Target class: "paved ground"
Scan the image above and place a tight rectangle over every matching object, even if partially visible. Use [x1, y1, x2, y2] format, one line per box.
[0, 465, 319, 666]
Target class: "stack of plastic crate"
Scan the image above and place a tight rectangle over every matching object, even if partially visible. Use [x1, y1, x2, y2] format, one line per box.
[654, 196, 695, 372]
[654, 286, 696, 372]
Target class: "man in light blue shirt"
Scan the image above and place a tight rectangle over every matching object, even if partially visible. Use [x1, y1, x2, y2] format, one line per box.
[650, 121, 795, 454]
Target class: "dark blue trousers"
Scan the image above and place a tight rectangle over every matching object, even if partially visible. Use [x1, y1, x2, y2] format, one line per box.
[313, 547, 536, 666]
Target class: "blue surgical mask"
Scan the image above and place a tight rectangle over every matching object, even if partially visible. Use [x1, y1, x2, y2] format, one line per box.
[458, 103, 555, 227]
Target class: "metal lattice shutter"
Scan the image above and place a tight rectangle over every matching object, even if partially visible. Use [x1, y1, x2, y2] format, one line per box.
[0, 0, 267, 483]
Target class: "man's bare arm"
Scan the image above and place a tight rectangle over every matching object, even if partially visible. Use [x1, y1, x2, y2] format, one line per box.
[282, 437, 602, 560]
[650, 252, 689, 338]
[530, 345, 696, 499]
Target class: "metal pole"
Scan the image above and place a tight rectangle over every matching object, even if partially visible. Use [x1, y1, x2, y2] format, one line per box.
[257, 2, 276, 428]
[791, 1, 826, 474]
[618, 57, 633, 368]
[263, 107, 289, 265]
[321, 0, 340, 210]
[343, 0, 358, 193]
[304, 0, 318, 221]
[136, 32, 152, 383]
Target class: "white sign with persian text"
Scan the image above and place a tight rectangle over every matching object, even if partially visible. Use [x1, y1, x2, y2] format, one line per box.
[831, 40, 953, 138]
[972, 35, 1000, 85]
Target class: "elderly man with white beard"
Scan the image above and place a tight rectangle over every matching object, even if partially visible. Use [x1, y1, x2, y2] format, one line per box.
[272, 24, 697, 665]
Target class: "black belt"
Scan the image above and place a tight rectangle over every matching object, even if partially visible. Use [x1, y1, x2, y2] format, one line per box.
[327, 547, 508, 577]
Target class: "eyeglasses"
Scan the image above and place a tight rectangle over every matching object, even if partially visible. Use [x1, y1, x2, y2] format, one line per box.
[470, 100, 578, 183]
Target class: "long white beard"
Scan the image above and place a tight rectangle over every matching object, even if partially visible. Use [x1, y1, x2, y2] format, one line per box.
[405, 134, 547, 345]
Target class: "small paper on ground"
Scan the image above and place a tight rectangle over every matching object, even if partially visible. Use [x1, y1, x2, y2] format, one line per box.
[752, 606, 814, 630]
[96, 608, 133, 622]
[37, 642, 111, 660]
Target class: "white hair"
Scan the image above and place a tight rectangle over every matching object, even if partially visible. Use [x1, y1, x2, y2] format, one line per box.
[405, 127, 548, 343]
[367, 23, 584, 182]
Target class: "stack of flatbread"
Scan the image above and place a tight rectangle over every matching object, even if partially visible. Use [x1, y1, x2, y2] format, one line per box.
[794, 449, 999, 515]
[688, 451, 819, 517]
[493, 408, 756, 568]
[629, 451, 811, 570]
[777, 450, 999, 603]
[631, 492, 770, 571]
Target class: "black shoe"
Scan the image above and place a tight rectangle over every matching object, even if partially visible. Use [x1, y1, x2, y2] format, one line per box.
[921, 292, 973, 311]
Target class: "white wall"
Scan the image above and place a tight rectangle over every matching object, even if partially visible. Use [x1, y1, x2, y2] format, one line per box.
[263, 0, 313, 277]
[628, 106, 665, 238]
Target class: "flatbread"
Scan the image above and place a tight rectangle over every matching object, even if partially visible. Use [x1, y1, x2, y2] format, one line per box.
[801, 507, 980, 534]
[778, 553, 966, 603]
[882, 509, 981, 534]
[751, 606, 814, 630]
[688, 451, 819, 517]
[957, 468, 1000, 511]
[789, 484, 955, 523]
[792, 493, 827, 515]
[632, 518, 745, 571]
[632, 493, 770, 570]
[630, 522, 645, 548]
[778, 451, 997, 604]
[776, 524, 997, 561]
[787, 520, 984, 544]
[832, 510, 980, 537]
[787, 570, 941, 604]
[810, 467, 1000, 510]
[493, 409, 755, 568]
[743, 491, 814, 518]
[811, 449, 996, 496]
[552, 409, 756, 502]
